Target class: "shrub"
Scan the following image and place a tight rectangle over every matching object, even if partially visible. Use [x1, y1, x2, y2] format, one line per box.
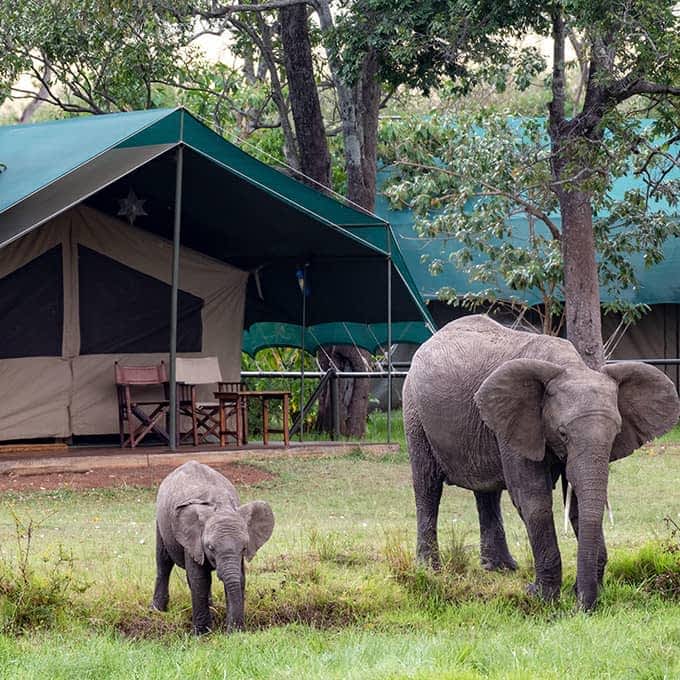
[0, 510, 89, 633]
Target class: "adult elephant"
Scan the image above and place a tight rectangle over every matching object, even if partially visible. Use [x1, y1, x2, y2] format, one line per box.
[403, 315, 679, 610]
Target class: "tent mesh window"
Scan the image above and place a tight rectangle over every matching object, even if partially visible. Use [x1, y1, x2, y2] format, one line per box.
[0, 245, 64, 359]
[78, 245, 203, 354]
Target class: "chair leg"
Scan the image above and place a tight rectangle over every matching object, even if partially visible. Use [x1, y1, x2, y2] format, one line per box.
[238, 397, 245, 445]
[118, 406, 126, 447]
[128, 417, 137, 448]
[219, 399, 226, 448]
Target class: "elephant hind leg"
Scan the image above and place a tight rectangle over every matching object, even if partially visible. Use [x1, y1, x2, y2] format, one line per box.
[405, 407, 445, 570]
[474, 490, 518, 571]
[152, 523, 173, 611]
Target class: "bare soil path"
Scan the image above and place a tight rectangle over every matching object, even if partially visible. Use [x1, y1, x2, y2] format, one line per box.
[0, 461, 274, 492]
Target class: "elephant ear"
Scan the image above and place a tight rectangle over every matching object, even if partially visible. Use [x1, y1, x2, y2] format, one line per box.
[173, 500, 215, 565]
[474, 358, 564, 462]
[238, 501, 275, 561]
[603, 362, 680, 461]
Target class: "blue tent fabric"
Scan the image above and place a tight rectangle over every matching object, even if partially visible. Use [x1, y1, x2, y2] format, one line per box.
[375, 160, 680, 309]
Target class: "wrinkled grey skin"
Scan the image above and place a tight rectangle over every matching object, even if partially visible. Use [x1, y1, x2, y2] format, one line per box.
[152, 461, 274, 634]
[404, 316, 680, 610]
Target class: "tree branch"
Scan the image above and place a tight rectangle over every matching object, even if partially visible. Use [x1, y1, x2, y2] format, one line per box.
[197, 0, 311, 18]
[611, 78, 680, 103]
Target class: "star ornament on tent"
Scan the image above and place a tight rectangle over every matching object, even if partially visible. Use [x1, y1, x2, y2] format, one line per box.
[117, 188, 148, 225]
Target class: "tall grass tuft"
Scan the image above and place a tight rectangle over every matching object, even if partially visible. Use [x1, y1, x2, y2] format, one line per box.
[607, 528, 680, 601]
[0, 510, 89, 633]
[383, 529, 484, 607]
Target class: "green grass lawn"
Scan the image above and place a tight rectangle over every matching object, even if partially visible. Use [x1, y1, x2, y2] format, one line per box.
[0, 414, 679, 679]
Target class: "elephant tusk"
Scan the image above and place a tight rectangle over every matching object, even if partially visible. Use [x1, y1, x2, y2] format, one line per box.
[564, 482, 573, 535]
[605, 495, 614, 527]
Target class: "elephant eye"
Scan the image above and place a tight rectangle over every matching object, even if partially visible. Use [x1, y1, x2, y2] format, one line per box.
[557, 426, 568, 442]
[207, 544, 215, 552]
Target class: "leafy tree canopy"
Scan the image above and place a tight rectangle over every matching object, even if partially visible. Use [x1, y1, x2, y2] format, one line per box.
[381, 109, 680, 335]
[337, 0, 547, 93]
[0, 0, 203, 113]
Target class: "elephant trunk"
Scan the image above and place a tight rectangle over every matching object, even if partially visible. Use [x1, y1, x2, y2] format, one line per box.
[218, 561, 245, 632]
[225, 583, 245, 632]
[567, 445, 610, 611]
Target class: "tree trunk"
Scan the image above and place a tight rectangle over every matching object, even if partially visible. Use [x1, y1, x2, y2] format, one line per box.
[316, 345, 371, 437]
[559, 189, 605, 369]
[356, 48, 381, 211]
[282, 3, 384, 437]
[246, 13, 299, 170]
[548, 8, 604, 369]
[279, 3, 331, 188]
[314, 49, 381, 438]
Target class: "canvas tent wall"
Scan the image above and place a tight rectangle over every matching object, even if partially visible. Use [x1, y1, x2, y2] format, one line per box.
[0, 108, 433, 441]
[0, 204, 246, 440]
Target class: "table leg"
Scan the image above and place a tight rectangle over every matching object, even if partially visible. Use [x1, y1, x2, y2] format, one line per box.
[235, 395, 243, 446]
[283, 394, 290, 447]
[262, 398, 269, 446]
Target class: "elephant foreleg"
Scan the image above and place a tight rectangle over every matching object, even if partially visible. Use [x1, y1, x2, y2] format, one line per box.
[503, 456, 562, 602]
[186, 558, 213, 635]
[151, 523, 173, 611]
[474, 490, 518, 571]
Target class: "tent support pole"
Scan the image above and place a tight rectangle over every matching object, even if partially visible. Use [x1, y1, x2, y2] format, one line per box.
[168, 144, 184, 451]
[299, 263, 307, 442]
[387, 235, 393, 444]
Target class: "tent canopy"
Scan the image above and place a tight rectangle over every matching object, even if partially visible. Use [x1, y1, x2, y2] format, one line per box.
[0, 108, 433, 355]
[375, 159, 680, 310]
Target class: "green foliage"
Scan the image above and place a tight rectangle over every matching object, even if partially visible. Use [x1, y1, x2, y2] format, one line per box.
[380, 110, 680, 333]
[0, 0, 201, 114]
[337, 0, 547, 93]
[241, 348, 319, 432]
[0, 510, 89, 633]
[561, 0, 680, 97]
[608, 534, 680, 600]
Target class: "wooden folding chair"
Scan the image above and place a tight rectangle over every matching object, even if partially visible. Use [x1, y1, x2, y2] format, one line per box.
[172, 357, 236, 446]
[115, 362, 169, 448]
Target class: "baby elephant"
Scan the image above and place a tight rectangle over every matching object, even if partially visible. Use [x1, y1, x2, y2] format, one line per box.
[152, 460, 274, 634]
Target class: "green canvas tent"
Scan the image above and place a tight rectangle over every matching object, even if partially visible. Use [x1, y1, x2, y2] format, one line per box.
[375, 160, 680, 386]
[0, 107, 433, 442]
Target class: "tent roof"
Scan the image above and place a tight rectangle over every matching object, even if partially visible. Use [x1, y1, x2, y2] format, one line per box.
[0, 108, 384, 230]
[376, 159, 680, 309]
[0, 108, 434, 350]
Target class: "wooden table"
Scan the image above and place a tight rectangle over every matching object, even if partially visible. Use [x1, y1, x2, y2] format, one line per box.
[214, 390, 291, 447]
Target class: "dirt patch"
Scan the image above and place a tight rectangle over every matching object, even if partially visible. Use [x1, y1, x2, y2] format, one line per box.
[0, 462, 274, 492]
[114, 614, 187, 640]
[115, 601, 363, 639]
